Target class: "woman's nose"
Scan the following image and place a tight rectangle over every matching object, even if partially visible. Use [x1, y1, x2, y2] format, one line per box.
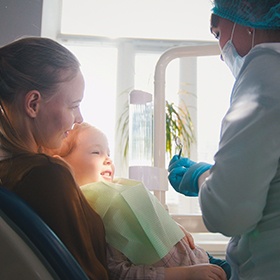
[75, 108, 83, 124]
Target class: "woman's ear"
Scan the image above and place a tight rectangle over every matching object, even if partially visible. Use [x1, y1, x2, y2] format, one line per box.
[25, 90, 41, 118]
[53, 155, 63, 160]
[247, 28, 254, 35]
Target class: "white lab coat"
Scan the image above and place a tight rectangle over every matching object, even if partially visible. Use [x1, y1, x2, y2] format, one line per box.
[199, 43, 280, 280]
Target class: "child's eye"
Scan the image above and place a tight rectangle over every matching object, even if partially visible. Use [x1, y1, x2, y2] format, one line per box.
[92, 151, 100, 155]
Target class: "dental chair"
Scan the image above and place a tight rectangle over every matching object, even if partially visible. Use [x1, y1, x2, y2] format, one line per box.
[0, 186, 89, 280]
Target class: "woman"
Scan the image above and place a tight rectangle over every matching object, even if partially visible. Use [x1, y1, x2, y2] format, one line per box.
[168, 1, 280, 279]
[0, 37, 108, 280]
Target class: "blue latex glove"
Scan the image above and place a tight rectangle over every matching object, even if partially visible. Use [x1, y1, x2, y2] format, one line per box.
[168, 155, 212, 196]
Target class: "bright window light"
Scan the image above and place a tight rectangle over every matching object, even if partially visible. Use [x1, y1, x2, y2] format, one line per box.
[60, 0, 234, 216]
[61, 0, 215, 41]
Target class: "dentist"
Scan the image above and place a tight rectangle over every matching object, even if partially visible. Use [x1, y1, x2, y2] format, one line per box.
[168, 1, 280, 279]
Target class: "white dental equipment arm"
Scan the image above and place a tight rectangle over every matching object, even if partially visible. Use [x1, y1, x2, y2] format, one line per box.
[153, 44, 220, 204]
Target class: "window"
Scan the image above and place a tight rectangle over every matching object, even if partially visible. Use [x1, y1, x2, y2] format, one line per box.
[65, 45, 118, 156]
[61, 0, 214, 41]
[67, 42, 233, 215]
[43, 0, 233, 256]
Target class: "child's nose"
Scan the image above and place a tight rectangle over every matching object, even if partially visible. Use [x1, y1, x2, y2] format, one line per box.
[104, 157, 112, 165]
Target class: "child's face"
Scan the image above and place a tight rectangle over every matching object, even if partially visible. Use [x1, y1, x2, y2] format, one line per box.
[65, 127, 115, 186]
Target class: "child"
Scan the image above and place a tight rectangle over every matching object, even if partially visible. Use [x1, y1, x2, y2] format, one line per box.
[54, 122, 230, 280]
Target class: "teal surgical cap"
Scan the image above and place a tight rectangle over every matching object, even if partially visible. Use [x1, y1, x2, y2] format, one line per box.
[212, 0, 280, 29]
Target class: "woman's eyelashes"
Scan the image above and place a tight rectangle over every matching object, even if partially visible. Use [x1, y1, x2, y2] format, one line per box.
[210, 27, 220, 39]
[212, 31, 220, 39]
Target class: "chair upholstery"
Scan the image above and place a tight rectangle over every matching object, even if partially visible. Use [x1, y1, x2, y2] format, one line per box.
[0, 186, 89, 280]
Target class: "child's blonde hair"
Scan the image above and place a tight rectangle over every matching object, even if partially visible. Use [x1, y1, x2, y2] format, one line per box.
[52, 122, 107, 158]
[53, 122, 93, 157]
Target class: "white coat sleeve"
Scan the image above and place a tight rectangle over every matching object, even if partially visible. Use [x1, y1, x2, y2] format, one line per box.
[199, 50, 280, 236]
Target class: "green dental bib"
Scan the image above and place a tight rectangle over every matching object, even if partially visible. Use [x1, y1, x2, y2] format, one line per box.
[81, 178, 184, 265]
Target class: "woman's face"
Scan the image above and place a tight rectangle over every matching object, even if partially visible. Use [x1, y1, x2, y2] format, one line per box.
[210, 14, 253, 57]
[211, 15, 234, 50]
[64, 127, 115, 186]
[36, 69, 85, 149]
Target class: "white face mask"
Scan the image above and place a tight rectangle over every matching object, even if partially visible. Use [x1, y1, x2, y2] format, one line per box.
[221, 23, 254, 78]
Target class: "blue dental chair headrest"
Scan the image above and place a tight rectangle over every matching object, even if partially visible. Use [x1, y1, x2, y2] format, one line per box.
[0, 186, 89, 280]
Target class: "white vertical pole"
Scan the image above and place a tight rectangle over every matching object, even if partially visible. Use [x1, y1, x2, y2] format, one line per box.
[179, 57, 201, 214]
[179, 57, 197, 160]
[41, 0, 62, 39]
[114, 41, 135, 177]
